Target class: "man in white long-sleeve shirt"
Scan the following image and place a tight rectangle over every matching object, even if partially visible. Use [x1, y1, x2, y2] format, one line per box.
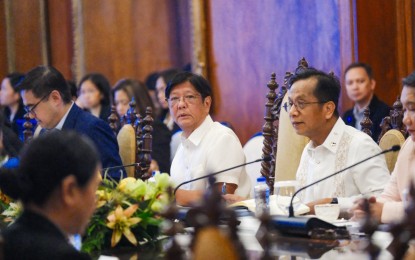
[286, 68, 390, 214]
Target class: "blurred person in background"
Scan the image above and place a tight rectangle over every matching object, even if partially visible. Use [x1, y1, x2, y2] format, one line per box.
[0, 72, 26, 138]
[156, 68, 182, 134]
[78, 73, 112, 121]
[113, 78, 171, 173]
[145, 71, 162, 119]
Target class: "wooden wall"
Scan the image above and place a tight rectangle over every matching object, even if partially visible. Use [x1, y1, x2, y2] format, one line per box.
[355, 0, 415, 106]
[1, 0, 413, 145]
[1, 0, 46, 74]
[0, 0, 191, 84]
[207, 0, 351, 144]
[205, 0, 414, 144]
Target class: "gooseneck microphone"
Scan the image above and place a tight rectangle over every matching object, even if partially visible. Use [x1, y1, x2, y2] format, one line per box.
[288, 145, 401, 217]
[173, 156, 272, 195]
[101, 162, 140, 172]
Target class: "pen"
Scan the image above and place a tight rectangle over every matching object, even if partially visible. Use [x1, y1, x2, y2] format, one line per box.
[222, 182, 227, 195]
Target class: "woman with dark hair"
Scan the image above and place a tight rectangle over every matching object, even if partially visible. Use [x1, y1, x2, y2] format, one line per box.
[155, 68, 182, 134]
[113, 78, 172, 174]
[78, 73, 112, 121]
[0, 131, 101, 259]
[0, 72, 26, 138]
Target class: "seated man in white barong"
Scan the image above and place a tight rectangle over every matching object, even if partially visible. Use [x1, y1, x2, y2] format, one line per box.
[286, 68, 390, 214]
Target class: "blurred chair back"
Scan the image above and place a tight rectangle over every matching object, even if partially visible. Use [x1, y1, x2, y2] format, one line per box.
[117, 124, 136, 177]
[378, 129, 405, 173]
[377, 96, 407, 143]
[115, 104, 154, 180]
[275, 93, 309, 181]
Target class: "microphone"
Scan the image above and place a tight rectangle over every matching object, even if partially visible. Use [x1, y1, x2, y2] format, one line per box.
[101, 162, 140, 172]
[173, 156, 272, 195]
[287, 145, 400, 217]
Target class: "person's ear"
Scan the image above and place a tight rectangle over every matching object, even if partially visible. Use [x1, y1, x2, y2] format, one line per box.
[324, 101, 336, 119]
[50, 90, 63, 104]
[60, 175, 79, 207]
[370, 79, 376, 91]
[203, 96, 212, 111]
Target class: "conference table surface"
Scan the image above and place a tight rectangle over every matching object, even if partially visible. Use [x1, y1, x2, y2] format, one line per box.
[98, 214, 405, 260]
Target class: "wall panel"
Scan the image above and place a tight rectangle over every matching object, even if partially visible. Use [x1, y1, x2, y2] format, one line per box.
[48, 0, 73, 80]
[11, 0, 44, 72]
[355, 0, 401, 106]
[80, 0, 191, 85]
[0, 0, 7, 75]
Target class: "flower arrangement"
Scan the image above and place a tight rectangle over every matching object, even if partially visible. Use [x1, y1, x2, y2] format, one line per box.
[81, 172, 172, 253]
[0, 191, 22, 225]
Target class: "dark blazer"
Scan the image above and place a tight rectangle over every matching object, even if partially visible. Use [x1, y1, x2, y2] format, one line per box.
[342, 95, 390, 142]
[2, 124, 23, 157]
[152, 120, 172, 174]
[3, 210, 91, 260]
[99, 104, 112, 122]
[4, 104, 26, 139]
[63, 104, 125, 179]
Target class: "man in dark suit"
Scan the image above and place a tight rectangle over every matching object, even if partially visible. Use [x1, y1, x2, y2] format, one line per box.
[342, 62, 390, 142]
[18, 66, 124, 180]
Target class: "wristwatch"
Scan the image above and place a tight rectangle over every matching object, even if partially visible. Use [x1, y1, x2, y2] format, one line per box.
[331, 198, 338, 204]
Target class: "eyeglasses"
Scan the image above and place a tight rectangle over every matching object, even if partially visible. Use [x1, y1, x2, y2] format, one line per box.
[283, 100, 327, 112]
[166, 94, 201, 106]
[24, 92, 52, 116]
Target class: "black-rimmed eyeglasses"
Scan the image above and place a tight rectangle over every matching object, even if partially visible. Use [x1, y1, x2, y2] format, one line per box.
[283, 100, 327, 112]
[24, 92, 52, 116]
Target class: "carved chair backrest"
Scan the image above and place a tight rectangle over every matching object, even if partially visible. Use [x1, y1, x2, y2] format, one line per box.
[377, 96, 407, 143]
[109, 99, 153, 180]
[261, 58, 310, 193]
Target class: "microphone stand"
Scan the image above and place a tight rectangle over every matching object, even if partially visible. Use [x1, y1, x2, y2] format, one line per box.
[173, 156, 271, 195]
[288, 145, 400, 217]
[101, 162, 140, 172]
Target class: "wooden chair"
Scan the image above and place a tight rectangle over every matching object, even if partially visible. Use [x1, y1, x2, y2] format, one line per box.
[260, 58, 310, 193]
[360, 96, 408, 173]
[109, 99, 153, 180]
[378, 129, 406, 172]
[375, 96, 408, 173]
[377, 96, 407, 142]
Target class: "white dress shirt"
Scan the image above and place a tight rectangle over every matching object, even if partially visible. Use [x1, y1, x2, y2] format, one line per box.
[296, 118, 390, 211]
[170, 115, 251, 197]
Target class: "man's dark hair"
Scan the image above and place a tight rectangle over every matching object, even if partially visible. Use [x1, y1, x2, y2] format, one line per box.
[18, 66, 72, 103]
[402, 71, 415, 87]
[78, 73, 112, 106]
[165, 71, 212, 100]
[67, 80, 78, 99]
[344, 62, 374, 79]
[289, 68, 341, 117]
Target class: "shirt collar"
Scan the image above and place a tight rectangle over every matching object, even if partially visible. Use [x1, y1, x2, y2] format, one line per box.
[181, 115, 213, 146]
[306, 117, 345, 154]
[55, 102, 74, 130]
